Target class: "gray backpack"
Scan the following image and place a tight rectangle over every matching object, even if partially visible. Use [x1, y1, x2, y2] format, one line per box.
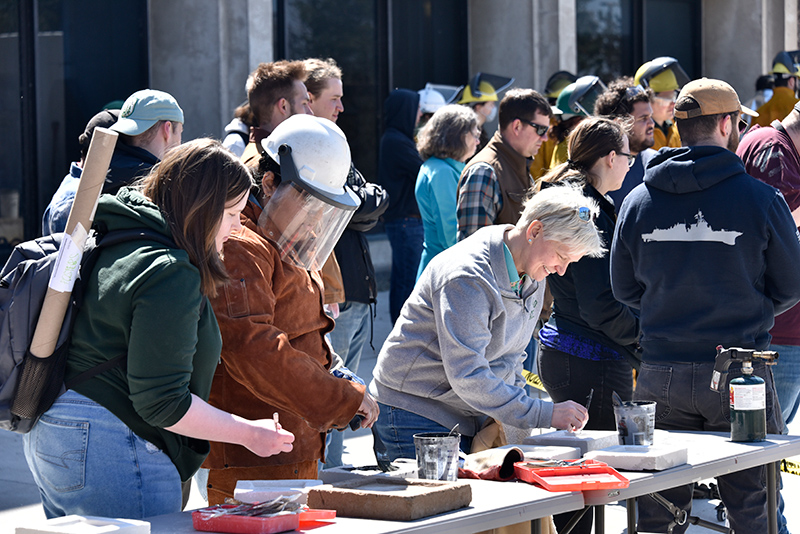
[0, 228, 175, 433]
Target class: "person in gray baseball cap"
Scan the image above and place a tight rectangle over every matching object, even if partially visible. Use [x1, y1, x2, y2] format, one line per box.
[105, 89, 185, 194]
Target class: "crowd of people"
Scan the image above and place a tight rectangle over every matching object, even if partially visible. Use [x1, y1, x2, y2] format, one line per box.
[21, 49, 800, 534]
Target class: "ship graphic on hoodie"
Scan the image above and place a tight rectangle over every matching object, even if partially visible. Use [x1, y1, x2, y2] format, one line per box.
[642, 210, 742, 245]
[610, 145, 800, 362]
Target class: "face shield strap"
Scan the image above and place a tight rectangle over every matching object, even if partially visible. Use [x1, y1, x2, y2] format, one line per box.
[277, 144, 357, 211]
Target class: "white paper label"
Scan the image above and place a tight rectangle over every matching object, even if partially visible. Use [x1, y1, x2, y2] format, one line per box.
[730, 383, 766, 411]
[48, 223, 88, 292]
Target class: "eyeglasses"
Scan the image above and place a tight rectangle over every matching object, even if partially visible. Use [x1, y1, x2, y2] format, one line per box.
[469, 129, 481, 140]
[618, 152, 636, 168]
[738, 117, 750, 136]
[516, 117, 550, 137]
[578, 207, 592, 222]
[730, 112, 750, 137]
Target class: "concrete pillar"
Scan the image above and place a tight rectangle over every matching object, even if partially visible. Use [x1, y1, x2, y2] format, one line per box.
[468, 0, 575, 93]
[148, 0, 253, 142]
[247, 0, 274, 71]
[702, 0, 798, 103]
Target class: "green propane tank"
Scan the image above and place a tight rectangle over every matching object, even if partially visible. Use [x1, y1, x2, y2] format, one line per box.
[729, 361, 766, 442]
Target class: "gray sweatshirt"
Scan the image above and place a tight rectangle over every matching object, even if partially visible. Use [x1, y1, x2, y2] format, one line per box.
[369, 225, 552, 436]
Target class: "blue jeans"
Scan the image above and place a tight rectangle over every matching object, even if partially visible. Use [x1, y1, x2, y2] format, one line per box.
[383, 217, 424, 324]
[325, 301, 371, 468]
[770, 343, 800, 427]
[769, 344, 798, 534]
[23, 390, 182, 519]
[372, 402, 472, 462]
[634, 361, 783, 534]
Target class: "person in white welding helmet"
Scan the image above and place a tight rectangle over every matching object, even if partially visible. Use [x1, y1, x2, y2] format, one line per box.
[417, 83, 447, 132]
[259, 114, 361, 271]
[205, 113, 379, 504]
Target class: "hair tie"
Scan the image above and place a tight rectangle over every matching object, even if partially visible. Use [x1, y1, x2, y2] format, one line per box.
[566, 159, 581, 170]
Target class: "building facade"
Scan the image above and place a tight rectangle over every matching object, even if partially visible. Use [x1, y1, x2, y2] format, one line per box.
[0, 0, 796, 258]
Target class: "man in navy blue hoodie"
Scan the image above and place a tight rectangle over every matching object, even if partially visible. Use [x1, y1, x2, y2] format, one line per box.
[611, 78, 800, 534]
[377, 89, 423, 323]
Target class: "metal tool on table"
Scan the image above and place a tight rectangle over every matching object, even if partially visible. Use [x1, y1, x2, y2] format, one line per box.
[709, 345, 778, 442]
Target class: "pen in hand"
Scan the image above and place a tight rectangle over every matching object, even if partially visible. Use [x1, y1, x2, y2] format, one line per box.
[585, 388, 594, 412]
[273, 412, 281, 430]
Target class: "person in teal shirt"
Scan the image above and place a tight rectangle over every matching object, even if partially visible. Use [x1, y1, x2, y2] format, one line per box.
[415, 104, 480, 278]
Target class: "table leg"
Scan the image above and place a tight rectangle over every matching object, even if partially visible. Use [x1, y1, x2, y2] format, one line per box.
[594, 504, 605, 534]
[531, 518, 540, 534]
[768, 460, 777, 534]
[627, 498, 636, 534]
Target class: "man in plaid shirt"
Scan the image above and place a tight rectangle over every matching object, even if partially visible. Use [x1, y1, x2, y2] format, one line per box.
[457, 89, 552, 240]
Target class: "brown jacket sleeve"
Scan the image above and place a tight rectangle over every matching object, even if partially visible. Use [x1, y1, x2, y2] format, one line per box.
[210, 226, 364, 433]
[320, 252, 345, 305]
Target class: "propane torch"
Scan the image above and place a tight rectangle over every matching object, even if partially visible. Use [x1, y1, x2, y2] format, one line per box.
[710, 345, 778, 442]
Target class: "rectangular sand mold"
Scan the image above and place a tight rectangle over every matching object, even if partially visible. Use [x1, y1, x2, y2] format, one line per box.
[307, 476, 472, 521]
[584, 444, 688, 471]
[16, 515, 150, 534]
[523, 430, 620, 455]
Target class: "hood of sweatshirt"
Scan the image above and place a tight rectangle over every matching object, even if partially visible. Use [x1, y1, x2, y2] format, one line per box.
[94, 186, 173, 238]
[383, 89, 420, 139]
[644, 145, 747, 195]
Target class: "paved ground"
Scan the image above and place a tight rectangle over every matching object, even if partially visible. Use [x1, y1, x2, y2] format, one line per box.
[2, 237, 800, 532]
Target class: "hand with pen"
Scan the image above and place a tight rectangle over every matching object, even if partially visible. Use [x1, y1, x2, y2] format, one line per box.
[550, 388, 592, 432]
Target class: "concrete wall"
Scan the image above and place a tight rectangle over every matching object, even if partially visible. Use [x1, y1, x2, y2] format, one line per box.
[148, 0, 258, 141]
[468, 0, 575, 92]
[703, 0, 798, 103]
[468, 0, 575, 134]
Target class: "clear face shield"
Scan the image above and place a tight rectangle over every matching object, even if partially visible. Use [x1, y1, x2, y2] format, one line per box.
[258, 145, 359, 271]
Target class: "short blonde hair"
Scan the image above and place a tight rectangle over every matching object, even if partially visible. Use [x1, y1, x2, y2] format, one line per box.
[517, 184, 605, 258]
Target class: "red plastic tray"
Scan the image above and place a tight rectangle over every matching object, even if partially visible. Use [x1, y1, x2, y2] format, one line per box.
[192, 505, 299, 534]
[514, 459, 629, 492]
[298, 508, 336, 524]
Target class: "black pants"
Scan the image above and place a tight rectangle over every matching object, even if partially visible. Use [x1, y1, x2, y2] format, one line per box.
[538, 345, 634, 534]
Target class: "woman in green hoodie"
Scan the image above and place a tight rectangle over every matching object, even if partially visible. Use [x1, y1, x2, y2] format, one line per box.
[23, 139, 295, 520]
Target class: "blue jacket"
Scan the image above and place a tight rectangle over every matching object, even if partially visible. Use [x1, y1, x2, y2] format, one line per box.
[377, 89, 423, 221]
[415, 157, 464, 278]
[611, 146, 800, 363]
[42, 162, 81, 236]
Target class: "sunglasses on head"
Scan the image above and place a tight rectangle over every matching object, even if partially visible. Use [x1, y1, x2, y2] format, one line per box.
[516, 117, 550, 137]
[578, 206, 592, 222]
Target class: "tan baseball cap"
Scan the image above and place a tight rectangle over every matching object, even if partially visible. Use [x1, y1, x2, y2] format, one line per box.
[673, 78, 758, 119]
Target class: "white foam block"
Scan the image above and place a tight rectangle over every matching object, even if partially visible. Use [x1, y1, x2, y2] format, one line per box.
[584, 444, 688, 471]
[522, 430, 620, 455]
[495, 443, 581, 460]
[318, 458, 419, 484]
[234, 479, 322, 504]
[16, 515, 149, 534]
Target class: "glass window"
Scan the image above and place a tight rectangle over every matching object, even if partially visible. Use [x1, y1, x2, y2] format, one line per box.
[279, 0, 380, 180]
[577, 0, 633, 82]
[577, 0, 700, 83]
[0, 0, 148, 256]
[278, 0, 467, 182]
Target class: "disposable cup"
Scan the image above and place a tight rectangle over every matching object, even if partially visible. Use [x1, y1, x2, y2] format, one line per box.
[614, 401, 656, 446]
[413, 432, 460, 481]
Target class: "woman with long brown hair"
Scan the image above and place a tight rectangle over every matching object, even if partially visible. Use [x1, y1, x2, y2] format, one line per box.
[536, 117, 641, 534]
[23, 139, 294, 520]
